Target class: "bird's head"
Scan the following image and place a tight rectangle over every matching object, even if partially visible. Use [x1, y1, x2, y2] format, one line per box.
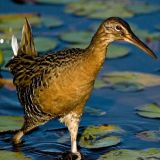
[102, 17, 157, 59]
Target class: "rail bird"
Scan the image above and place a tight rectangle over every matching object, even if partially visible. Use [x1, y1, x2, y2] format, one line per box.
[6, 17, 157, 158]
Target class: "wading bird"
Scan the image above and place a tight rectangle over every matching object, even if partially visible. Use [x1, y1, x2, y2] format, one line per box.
[6, 17, 157, 159]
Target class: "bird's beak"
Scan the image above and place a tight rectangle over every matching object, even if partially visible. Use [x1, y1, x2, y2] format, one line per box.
[124, 31, 158, 59]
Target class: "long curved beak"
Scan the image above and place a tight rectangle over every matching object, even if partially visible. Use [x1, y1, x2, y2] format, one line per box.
[125, 32, 158, 59]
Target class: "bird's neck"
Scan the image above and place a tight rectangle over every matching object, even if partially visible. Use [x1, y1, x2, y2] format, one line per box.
[84, 25, 111, 73]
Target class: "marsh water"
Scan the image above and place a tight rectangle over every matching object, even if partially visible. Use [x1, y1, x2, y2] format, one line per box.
[0, 0, 160, 159]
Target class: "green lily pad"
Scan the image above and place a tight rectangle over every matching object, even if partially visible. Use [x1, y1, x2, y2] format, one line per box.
[127, 3, 160, 14]
[0, 150, 31, 160]
[0, 116, 23, 132]
[34, 37, 58, 52]
[41, 16, 63, 28]
[0, 35, 12, 50]
[0, 49, 12, 68]
[59, 31, 92, 44]
[67, 43, 88, 49]
[94, 79, 106, 89]
[85, 106, 106, 116]
[107, 44, 130, 59]
[65, 1, 133, 19]
[0, 13, 41, 33]
[98, 148, 160, 160]
[80, 136, 120, 149]
[35, 0, 78, 5]
[103, 72, 160, 92]
[0, 50, 3, 65]
[79, 125, 124, 149]
[131, 24, 160, 40]
[137, 130, 160, 142]
[136, 103, 160, 118]
[65, 0, 159, 19]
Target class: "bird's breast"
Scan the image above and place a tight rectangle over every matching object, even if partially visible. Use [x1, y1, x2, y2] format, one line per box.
[34, 65, 95, 116]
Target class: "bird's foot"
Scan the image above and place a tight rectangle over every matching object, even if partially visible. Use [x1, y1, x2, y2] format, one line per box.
[12, 130, 24, 145]
[62, 151, 84, 160]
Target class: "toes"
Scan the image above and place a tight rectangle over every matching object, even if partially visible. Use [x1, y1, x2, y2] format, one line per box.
[62, 151, 84, 160]
[12, 130, 23, 144]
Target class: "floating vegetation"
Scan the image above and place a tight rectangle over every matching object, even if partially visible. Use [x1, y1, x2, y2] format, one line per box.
[94, 79, 106, 89]
[107, 44, 130, 59]
[136, 103, 160, 119]
[79, 125, 124, 149]
[0, 150, 31, 160]
[85, 106, 106, 116]
[0, 116, 23, 132]
[41, 16, 63, 28]
[98, 148, 160, 160]
[0, 13, 41, 33]
[65, 0, 160, 19]
[137, 130, 160, 142]
[102, 72, 160, 92]
[59, 31, 92, 44]
[34, 37, 58, 52]
[0, 13, 62, 32]
[35, 0, 78, 5]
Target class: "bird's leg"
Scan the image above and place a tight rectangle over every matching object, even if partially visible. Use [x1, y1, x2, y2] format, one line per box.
[12, 117, 37, 144]
[12, 114, 51, 144]
[60, 112, 81, 156]
[70, 119, 79, 153]
[12, 130, 24, 144]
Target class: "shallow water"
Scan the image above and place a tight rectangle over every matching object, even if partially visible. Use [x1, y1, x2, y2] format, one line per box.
[0, 0, 160, 159]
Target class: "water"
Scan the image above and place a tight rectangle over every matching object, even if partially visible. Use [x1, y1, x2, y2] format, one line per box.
[0, 0, 160, 159]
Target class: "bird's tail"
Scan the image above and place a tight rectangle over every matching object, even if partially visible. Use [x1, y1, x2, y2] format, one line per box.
[11, 18, 37, 56]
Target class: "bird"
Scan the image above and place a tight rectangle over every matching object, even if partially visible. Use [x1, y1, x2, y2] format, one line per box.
[6, 17, 157, 159]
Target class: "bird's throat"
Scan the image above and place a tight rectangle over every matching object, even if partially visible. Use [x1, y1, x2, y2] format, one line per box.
[85, 26, 111, 73]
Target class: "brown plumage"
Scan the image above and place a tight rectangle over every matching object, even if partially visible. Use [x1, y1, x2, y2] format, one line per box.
[6, 17, 157, 157]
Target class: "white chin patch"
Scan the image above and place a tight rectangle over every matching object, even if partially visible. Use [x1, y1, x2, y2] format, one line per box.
[11, 35, 19, 56]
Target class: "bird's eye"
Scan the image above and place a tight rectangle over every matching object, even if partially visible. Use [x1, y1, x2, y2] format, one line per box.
[115, 25, 122, 31]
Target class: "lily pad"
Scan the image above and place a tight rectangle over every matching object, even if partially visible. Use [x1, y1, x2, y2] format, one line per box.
[59, 31, 92, 44]
[94, 79, 106, 89]
[136, 103, 160, 118]
[79, 125, 124, 149]
[67, 43, 88, 49]
[0, 49, 12, 68]
[35, 0, 78, 5]
[65, 0, 159, 19]
[107, 44, 130, 59]
[85, 106, 106, 116]
[98, 148, 160, 160]
[0, 150, 31, 160]
[34, 37, 58, 52]
[137, 130, 160, 142]
[0, 116, 23, 132]
[65, 1, 133, 19]
[41, 16, 63, 28]
[103, 72, 160, 92]
[131, 24, 160, 40]
[0, 50, 3, 65]
[127, 3, 160, 14]
[0, 13, 41, 33]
